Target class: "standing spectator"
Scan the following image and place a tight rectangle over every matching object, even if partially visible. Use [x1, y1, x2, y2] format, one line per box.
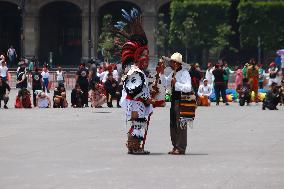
[7, 45, 17, 67]
[104, 73, 120, 108]
[189, 63, 202, 98]
[16, 63, 28, 89]
[0, 77, 10, 109]
[112, 65, 119, 82]
[258, 64, 265, 89]
[31, 67, 43, 107]
[56, 66, 65, 86]
[197, 79, 212, 106]
[247, 59, 259, 103]
[212, 64, 228, 106]
[235, 65, 243, 89]
[0, 58, 9, 82]
[268, 61, 279, 86]
[242, 63, 249, 79]
[89, 60, 99, 88]
[205, 62, 214, 86]
[223, 62, 234, 89]
[76, 63, 89, 107]
[41, 67, 50, 93]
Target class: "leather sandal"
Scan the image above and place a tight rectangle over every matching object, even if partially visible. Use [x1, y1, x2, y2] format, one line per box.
[171, 149, 185, 155]
[168, 148, 176, 154]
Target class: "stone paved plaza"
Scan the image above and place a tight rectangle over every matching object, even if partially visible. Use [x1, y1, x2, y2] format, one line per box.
[0, 90, 284, 189]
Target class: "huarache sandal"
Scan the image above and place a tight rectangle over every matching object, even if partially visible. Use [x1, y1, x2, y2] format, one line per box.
[168, 148, 176, 154]
[171, 149, 185, 155]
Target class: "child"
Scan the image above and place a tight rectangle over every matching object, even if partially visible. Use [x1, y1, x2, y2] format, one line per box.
[237, 78, 251, 106]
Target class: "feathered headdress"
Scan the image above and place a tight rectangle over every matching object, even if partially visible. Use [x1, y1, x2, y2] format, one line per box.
[114, 8, 148, 66]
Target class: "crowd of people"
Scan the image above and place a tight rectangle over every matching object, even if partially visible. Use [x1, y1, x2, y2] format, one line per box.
[0, 52, 284, 111]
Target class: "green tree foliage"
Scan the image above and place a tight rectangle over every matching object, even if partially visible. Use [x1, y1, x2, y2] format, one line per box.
[170, 0, 232, 62]
[98, 14, 114, 62]
[238, 1, 284, 51]
[155, 13, 170, 57]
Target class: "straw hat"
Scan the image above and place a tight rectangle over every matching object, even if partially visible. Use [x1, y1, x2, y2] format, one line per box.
[170, 52, 183, 64]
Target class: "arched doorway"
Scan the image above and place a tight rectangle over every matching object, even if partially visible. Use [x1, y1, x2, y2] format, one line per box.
[0, 1, 21, 60]
[39, 1, 82, 67]
[97, 1, 141, 63]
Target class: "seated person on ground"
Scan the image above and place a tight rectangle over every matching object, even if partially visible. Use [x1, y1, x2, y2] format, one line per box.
[71, 83, 84, 108]
[262, 82, 281, 110]
[197, 79, 212, 106]
[53, 83, 68, 108]
[15, 88, 32, 108]
[0, 76, 10, 109]
[237, 78, 251, 106]
[37, 91, 51, 108]
[104, 72, 120, 108]
[89, 80, 106, 108]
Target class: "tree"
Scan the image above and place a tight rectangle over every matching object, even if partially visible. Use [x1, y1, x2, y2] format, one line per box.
[98, 14, 114, 63]
[239, 1, 284, 51]
[170, 0, 232, 64]
[155, 13, 169, 57]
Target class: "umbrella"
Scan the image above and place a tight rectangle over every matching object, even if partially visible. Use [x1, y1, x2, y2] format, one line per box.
[276, 49, 284, 56]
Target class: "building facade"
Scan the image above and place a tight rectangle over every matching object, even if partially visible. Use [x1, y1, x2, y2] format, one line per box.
[0, 0, 169, 66]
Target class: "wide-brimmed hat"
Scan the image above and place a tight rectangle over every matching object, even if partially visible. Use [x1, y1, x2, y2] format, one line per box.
[170, 52, 183, 64]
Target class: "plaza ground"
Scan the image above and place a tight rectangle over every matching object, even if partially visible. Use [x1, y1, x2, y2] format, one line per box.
[0, 90, 284, 189]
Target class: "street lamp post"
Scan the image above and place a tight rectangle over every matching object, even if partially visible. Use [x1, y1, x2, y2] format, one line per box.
[88, 0, 92, 61]
[18, 0, 25, 59]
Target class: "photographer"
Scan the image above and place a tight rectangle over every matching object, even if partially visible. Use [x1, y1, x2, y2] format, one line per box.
[262, 82, 281, 110]
[236, 78, 251, 106]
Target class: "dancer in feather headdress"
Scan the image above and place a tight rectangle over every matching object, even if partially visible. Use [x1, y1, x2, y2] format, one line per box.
[114, 8, 155, 155]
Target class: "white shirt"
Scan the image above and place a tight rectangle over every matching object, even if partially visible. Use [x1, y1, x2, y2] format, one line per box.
[198, 84, 212, 97]
[281, 55, 284, 69]
[113, 70, 119, 81]
[205, 67, 215, 85]
[160, 69, 192, 93]
[56, 70, 64, 81]
[41, 71, 49, 79]
[97, 71, 109, 83]
[0, 65, 8, 77]
[38, 97, 49, 108]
